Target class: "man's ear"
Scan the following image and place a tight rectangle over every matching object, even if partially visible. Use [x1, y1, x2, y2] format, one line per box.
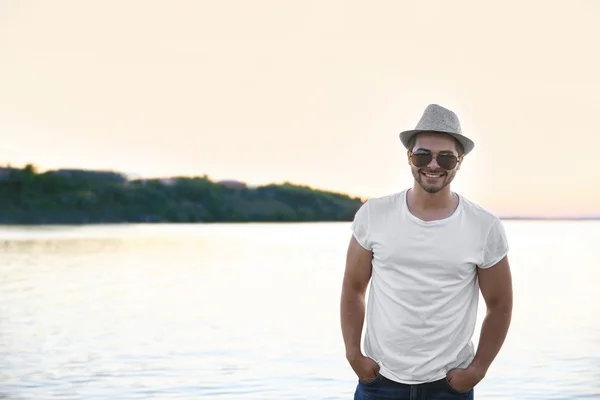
[407, 150, 412, 165]
[456, 155, 464, 170]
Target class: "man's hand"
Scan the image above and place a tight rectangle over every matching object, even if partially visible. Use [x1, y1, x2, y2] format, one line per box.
[446, 365, 485, 392]
[347, 354, 380, 382]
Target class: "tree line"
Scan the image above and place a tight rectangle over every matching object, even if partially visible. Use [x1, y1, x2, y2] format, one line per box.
[0, 164, 364, 224]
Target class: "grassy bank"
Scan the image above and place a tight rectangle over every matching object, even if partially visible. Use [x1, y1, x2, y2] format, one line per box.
[0, 164, 364, 224]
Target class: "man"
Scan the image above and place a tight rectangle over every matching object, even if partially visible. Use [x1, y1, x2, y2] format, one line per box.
[340, 104, 513, 399]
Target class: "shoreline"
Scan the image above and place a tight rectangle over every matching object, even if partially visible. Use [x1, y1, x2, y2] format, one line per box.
[0, 217, 598, 227]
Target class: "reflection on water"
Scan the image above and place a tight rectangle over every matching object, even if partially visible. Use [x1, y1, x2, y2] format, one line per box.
[1, 222, 599, 399]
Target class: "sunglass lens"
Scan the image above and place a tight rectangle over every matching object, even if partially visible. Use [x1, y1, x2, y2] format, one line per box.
[411, 153, 432, 167]
[437, 154, 458, 170]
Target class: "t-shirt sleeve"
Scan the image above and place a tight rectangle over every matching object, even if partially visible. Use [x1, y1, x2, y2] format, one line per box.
[351, 200, 371, 250]
[480, 218, 509, 269]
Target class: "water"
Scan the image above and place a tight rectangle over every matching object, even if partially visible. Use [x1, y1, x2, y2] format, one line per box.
[1, 221, 599, 399]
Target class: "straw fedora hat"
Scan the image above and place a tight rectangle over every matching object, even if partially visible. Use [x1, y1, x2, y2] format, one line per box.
[399, 104, 475, 155]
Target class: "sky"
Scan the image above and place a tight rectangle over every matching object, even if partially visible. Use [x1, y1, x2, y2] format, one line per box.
[0, 0, 599, 218]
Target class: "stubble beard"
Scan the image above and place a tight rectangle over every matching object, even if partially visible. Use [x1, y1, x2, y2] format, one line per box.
[412, 169, 455, 194]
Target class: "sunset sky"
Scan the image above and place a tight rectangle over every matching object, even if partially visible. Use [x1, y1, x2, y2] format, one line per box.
[1, 1, 599, 217]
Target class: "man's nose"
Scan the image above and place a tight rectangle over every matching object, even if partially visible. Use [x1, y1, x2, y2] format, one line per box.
[427, 155, 440, 169]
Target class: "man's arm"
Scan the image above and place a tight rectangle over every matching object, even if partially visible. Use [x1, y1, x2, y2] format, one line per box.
[470, 255, 513, 376]
[340, 236, 373, 359]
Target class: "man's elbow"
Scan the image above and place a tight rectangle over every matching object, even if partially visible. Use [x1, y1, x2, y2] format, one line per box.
[486, 295, 513, 315]
[342, 279, 368, 299]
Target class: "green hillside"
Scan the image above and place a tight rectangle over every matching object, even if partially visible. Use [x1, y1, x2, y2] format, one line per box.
[0, 164, 364, 224]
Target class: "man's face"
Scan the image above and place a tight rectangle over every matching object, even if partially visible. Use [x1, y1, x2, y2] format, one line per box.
[407, 132, 463, 194]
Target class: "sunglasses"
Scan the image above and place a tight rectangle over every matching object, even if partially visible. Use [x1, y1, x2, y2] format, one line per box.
[410, 151, 459, 170]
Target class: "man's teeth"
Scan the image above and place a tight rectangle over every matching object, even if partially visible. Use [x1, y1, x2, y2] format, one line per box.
[424, 173, 443, 178]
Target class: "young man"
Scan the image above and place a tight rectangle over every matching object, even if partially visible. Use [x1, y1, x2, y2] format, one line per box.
[340, 104, 513, 399]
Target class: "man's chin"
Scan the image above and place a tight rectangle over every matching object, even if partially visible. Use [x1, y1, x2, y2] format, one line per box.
[422, 186, 442, 194]
[418, 180, 445, 194]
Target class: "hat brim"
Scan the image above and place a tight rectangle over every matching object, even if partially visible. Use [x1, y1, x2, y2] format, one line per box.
[399, 129, 475, 155]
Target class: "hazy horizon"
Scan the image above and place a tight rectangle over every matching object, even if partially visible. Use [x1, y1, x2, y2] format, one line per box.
[3, 161, 599, 220]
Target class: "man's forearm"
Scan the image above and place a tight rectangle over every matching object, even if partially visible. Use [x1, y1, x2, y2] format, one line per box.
[340, 287, 366, 359]
[470, 305, 512, 374]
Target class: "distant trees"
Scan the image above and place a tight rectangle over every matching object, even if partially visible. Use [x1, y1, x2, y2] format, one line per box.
[0, 165, 364, 224]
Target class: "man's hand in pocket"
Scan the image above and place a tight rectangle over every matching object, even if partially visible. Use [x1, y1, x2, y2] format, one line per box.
[347, 354, 380, 382]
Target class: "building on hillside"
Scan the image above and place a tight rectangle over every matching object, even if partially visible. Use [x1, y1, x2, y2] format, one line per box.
[218, 180, 247, 190]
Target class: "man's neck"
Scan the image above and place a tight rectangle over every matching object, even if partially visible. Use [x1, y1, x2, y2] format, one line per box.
[409, 185, 455, 210]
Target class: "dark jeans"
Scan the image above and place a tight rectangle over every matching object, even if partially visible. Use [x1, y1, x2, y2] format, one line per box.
[354, 374, 474, 400]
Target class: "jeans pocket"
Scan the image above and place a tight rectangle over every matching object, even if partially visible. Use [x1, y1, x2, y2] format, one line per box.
[359, 374, 382, 386]
[444, 377, 470, 394]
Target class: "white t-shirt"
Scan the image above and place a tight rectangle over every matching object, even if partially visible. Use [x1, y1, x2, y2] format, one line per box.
[351, 189, 509, 384]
